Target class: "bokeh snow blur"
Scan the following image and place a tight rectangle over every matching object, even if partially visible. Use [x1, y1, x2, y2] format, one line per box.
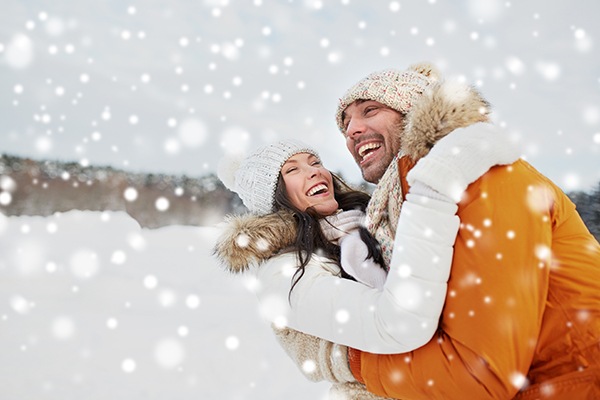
[0, 210, 331, 399]
[1, 1, 600, 398]
[1, 0, 599, 190]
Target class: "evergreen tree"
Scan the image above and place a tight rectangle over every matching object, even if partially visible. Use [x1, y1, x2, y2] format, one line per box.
[568, 182, 600, 241]
[590, 181, 600, 240]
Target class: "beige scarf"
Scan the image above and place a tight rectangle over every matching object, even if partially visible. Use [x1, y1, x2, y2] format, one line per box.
[366, 155, 404, 267]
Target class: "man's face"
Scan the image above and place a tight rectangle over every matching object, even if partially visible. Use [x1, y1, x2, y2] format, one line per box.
[341, 100, 404, 184]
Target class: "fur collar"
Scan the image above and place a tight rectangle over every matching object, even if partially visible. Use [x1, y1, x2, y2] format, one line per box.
[402, 79, 490, 161]
[213, 210, 298, 273]
[213, 79, 490, 273]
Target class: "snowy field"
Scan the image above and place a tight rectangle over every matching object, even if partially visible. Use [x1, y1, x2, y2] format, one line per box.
[0, 210, 331, 399]
[1, 0, 599, 397]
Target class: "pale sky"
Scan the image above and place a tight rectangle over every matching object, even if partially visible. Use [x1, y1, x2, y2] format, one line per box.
[1, 0, 599, 191]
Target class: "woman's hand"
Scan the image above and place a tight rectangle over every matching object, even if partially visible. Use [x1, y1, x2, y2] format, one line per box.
[339, 231, 387, 290]
[320, 209, 365, 242]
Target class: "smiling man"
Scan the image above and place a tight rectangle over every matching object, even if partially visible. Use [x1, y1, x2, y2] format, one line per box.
[336, 66, 434, 185]
[341, 100, 404, 184]
[328, 63, 600, 399]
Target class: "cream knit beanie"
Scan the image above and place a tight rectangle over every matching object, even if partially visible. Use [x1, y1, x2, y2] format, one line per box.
[218, 139, 320, 215]
[335, 62, 440, 132]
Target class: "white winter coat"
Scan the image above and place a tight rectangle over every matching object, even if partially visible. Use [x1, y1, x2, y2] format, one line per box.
[217, 197, 459, 354]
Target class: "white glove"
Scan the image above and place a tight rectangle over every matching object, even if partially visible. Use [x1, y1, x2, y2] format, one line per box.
[339, 231, 387, 290]
[320, 210, 365, 243]
[272, 325, 355, 383]
[407, 122, 520, 201]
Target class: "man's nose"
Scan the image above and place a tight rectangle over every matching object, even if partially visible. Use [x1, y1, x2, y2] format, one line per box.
[346, 117, 366, 139]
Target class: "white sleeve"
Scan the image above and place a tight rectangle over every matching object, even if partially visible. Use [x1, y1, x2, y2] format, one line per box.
[407, 122, 520, 201]
[254, 195, 459, 354]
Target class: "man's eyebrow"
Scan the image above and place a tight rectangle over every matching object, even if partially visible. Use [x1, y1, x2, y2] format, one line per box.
[341, 99, 368, 125]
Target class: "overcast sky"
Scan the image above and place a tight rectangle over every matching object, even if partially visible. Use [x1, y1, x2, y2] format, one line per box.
[1, 0, 599, 191]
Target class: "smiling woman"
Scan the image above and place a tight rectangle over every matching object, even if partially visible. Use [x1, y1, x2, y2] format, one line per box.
[212, 126, 531, 397]
[213, 138, 479, 398]
[213, 130, 524, 397]
[217, 139, 387, 290]
[279, 153, 339, 216]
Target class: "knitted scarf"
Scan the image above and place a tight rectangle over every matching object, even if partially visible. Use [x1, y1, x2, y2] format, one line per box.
[366, 154, 404, 267]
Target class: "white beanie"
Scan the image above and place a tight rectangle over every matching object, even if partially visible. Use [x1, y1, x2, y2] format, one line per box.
[218, 139, 320, 215]
[335, 62, 440, 132]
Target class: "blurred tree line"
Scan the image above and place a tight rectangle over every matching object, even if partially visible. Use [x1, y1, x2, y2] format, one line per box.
[0, 154, 243, 228]
[0, 153, 599, 241]
[568, 182, 600, 241]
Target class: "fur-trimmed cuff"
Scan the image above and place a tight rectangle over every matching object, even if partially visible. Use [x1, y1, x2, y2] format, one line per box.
[331, 343, 356, 383]
[329, 381, 395, 400]
[272, 326, 355, 384]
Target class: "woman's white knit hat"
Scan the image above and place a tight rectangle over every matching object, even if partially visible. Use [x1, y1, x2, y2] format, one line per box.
[335, 62, 440, 132]
[218, 139, 320, 215]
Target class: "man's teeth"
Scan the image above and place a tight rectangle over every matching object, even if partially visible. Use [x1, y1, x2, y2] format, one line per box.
[307, 184, 327, 196]
[358, 143, 381, 158]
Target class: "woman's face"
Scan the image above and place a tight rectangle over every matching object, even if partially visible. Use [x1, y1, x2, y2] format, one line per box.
[281, 152, 339, 216]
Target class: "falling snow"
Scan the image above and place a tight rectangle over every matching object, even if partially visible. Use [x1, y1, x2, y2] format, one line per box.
[0, 210, 331, 398]
[0, 0, 596, 190]
[0, 0, 599, 398]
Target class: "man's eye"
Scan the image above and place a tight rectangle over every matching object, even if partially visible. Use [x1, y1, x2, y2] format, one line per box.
[364, 106, 377, 115]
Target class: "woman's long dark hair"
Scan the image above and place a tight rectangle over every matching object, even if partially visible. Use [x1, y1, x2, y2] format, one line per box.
[272, 173, 385, 297]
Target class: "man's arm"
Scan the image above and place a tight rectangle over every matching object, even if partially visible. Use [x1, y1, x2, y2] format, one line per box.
[353, 162, 552, 399]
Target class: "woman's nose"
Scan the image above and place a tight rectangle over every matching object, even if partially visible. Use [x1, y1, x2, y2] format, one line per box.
[307, 166, 320, 179]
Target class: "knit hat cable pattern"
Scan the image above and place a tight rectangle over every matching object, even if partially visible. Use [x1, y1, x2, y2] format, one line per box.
[335, 63, 439, 133]
[223, 140, 320, 215]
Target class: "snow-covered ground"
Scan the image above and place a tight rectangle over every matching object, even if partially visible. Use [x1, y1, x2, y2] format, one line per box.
[0, 210, 331, 399]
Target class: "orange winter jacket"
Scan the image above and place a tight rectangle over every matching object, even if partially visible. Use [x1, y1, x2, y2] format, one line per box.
[348, 158, 600, 399]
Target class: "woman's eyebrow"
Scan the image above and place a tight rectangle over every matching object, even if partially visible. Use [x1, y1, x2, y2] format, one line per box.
[282, 159, 299, 168]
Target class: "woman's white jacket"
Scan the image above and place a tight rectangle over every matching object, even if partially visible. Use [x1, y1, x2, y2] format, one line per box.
[214, 195, 459, 354]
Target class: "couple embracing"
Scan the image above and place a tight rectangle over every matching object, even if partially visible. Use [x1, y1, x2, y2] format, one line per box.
[214, 63, 600, 399]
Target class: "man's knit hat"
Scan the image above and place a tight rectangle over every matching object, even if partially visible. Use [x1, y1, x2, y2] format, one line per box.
[218, 139, 320, 215]
[335, 62, 440, 132]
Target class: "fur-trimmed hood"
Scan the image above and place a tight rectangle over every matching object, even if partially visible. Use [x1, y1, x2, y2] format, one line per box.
[213, 78, 490, 273]
[401, 79, 490, 161]
[213, 210, 298, 273]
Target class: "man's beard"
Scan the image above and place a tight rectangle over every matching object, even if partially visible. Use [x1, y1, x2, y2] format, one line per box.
[362, 119, 405, 184]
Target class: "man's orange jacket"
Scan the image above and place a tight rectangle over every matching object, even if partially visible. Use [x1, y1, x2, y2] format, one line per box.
[349, 158, 600, 399]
